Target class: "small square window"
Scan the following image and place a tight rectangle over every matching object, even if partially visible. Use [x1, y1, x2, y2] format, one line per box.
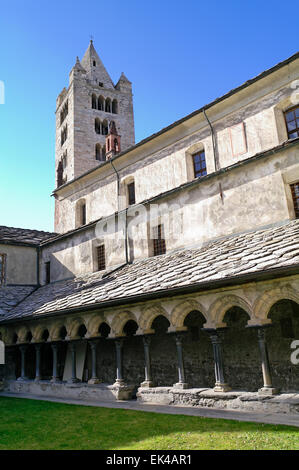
[93, 60, 96, 66]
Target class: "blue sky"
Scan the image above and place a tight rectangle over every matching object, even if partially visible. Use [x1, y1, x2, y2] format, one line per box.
[0, 0, 298, 232]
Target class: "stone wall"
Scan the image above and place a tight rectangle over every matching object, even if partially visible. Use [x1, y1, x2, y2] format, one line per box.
[54, 57, 299, 234]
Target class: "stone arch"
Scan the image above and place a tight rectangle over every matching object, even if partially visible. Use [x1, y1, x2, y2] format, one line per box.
[95, 118, 101, 134]
[98, 95, 104, 111]
[253, 286, 299, 324]
[66, 317, 87, 340]
[137, 304, 170, 335]
[91, 93, 97, 109]
[102, 119, 108, 135]
[15, 326, 31, 344]
[75, 198, 86, 227]
[171, 299, 208, 331]
[48, 322, 67, 341]
[0, 327, 12, 345]
[85, 314, 107, 338]
[105, 98, 111, 113]
[110, 310, 137, 337]
[112, 99, 118, 114]
[208, 295, 253, 328]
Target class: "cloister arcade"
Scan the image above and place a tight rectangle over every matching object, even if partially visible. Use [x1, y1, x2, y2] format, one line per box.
[1, 281, 299, 395]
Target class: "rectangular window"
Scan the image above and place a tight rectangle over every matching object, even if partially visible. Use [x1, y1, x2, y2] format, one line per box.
[284, 106, 299, 139]
[153, 224, 166, 256]
[291, 182, 299, 218]
[192, 151, 207, 178]
[45, 261, 51, 284]
[0, 254, 6, 286]
[81, 203, 86, 225]
[127, 182, 135, 205]
[96, 245, 106, 271]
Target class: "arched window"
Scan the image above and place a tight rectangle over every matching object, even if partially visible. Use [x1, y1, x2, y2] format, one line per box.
[102, 145, 106, 160]
[112, 99, 118, 114]
[76, 199, 87, 227]
[102, 119, 108, 135]
[91, 94, 97, 109]
[98, 96, 104, 111]
[95, 143, 102, 161]
[105, 98, 111, 113]
[95, 118, 101, 134]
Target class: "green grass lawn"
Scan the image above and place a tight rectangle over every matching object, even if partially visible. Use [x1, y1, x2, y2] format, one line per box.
[0, 396, 298, 450]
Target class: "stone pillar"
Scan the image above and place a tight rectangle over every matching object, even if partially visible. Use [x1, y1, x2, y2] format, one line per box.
[17, 345, 28, 381]
[256, 326, 277, 395]
[140, 335, 154, 388]
[88, 340, 100, 384]
[206, 329, 231, 392]
[173, 333, 189, 389]
[51, 343, 61, 383]
[34, 344, 42, 382]
[114, 339, 125, 386]
[68, 342, 80, 384]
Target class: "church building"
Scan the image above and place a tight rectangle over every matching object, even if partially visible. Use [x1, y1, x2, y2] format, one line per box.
[0, 43, 299, 412]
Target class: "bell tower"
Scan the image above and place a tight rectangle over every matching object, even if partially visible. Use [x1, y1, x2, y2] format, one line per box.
[55, 40, 135, 186]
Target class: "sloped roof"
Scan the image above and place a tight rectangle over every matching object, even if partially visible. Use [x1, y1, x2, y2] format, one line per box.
[0, 226, 57, 246]
[0, 286, 36, 317]
[2, 219, 299, 323]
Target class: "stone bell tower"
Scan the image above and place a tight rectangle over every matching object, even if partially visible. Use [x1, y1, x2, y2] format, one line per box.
[55, 40, 135, 186]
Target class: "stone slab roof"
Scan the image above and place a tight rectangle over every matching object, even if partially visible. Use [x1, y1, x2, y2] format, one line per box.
[2, 220, 299, 323]
[0, 286, 36, 317]
[0, 226, 56, 246]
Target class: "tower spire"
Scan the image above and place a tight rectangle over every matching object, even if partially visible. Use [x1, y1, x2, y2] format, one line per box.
[81, 41, 114, 89]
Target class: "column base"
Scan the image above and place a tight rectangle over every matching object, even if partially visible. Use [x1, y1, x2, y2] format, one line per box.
[34, 377, 42, 382]
[51, 377, 62, 383]
[88, 378, 101, 385]
[67, 378, 81, 384]
[173, 382, 189, 390]
[258, 387, 279, 396]
[140, 380, 154, 388]
[17, 376, 29, 382]
[113, 379, 126, 387]
[214, 383, 231, 392]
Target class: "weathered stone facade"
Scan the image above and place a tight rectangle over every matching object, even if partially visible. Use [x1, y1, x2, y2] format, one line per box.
[0, 48, 299, 412]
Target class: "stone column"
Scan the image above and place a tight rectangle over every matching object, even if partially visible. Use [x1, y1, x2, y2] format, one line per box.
[173, 333, 189, 389]
[206, 329, 231, 392]
[68, 342, 80, 384]
[51, 343, 61, 383]
[88, 340, 100, 384]
[34, 344, 42, 382]
[256, 326, 277, 395]
[17, 345, 28, 381]
[140, 335, 154, 388]
[114, 339, 125, 386]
